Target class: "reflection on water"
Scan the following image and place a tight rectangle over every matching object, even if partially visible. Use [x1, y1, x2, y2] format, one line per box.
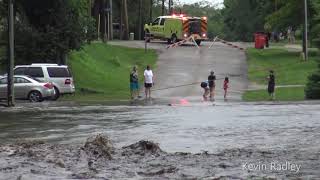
[0, 101, 320, 153]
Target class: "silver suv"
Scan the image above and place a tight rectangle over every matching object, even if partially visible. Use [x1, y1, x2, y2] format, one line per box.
[14, 64, 75, 100]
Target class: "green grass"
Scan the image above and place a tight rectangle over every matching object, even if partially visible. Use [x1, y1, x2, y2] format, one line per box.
[243, 87, 306, 101]
[62, 42, 157, 101]
[244, 47, 319, 101]
[247, 48, 318, 85]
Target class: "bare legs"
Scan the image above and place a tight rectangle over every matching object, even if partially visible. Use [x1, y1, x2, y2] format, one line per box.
[209, 86, 215, 101]
[203, 88, 210, 101]
[145, 87, 151, 99]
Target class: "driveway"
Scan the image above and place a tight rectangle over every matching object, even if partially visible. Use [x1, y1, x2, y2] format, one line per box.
[109, 40, 248, 101]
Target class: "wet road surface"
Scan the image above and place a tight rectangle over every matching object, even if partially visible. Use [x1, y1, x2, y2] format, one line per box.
[0, 101, 320, 179]
[0, 41, 319, 179]
[109, 40, 248, 101]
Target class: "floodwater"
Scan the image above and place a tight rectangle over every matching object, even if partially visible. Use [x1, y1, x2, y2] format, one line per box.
[0, 100, 320, 179]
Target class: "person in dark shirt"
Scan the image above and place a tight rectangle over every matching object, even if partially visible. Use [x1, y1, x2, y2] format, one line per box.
[208, 71, 216, 101]
[267, 70, 275, 100]
[130, 66, 139, 99]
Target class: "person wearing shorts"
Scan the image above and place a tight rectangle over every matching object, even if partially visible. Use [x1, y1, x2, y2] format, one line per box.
[144, 65, 154, 99]
[208, 71, 216, 101]
[130, 66, 139, 99]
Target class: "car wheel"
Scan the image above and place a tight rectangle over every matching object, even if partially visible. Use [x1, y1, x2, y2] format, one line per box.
[28, 91, 43, 102]
[51, 87, 60, 101]
[171, 34, 177, 44]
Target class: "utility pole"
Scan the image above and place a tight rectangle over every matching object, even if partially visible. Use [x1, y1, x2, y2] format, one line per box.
[303, 0, 308, 61]
[7, 0, 15, 107]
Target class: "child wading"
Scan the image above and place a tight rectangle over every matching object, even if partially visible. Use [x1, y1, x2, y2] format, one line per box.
[201, 81, 210, 101]
[267, 70, 275, 100]
[130, 66, 139, 99]
[223, 77, 229, 100]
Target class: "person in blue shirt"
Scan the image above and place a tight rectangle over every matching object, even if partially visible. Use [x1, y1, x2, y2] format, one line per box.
[130, 66, 139, 99]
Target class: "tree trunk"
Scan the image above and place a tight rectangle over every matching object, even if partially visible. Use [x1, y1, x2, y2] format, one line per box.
[149, 0, 153, 22]
[123, 0, 129, 40]
[119, 0, 123, 40]
[161, 0, 165, 16]
[138, 0, 142, 40]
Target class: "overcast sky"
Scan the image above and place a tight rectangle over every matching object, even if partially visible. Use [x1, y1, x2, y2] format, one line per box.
[179, 0, 224, 8]
[180, 0, 223, 5]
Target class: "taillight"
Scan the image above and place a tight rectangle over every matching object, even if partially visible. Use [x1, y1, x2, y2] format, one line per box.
[65, 79, 71, 85]
[44, 83, 53, 89]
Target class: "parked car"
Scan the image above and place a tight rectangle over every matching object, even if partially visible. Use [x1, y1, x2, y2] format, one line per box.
[0, 75, 55, 102]
[14, 63, 75, 100]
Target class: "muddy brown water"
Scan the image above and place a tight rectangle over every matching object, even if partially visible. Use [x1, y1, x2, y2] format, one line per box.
[0, 100, 320, 179]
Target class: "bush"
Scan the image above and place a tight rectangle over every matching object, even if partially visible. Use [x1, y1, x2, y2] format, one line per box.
[305, 62, 320, 99]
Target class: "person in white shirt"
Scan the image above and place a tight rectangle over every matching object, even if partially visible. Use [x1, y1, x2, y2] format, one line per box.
[144, 65, 154, 99]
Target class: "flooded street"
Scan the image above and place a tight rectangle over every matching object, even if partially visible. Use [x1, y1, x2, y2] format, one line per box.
[0, 101, 319, 179]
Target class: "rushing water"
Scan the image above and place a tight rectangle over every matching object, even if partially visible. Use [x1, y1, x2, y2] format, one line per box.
[0, 100, 319, 179]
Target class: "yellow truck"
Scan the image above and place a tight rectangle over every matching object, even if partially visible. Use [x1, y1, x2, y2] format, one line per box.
[144, 14, 208, 45]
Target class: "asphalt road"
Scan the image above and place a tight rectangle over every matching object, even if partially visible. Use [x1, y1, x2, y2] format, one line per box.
[110, 40, 248, 101]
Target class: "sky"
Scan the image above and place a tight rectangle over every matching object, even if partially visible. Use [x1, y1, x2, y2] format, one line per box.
[180, 0, 223, 5]
[179, 0, 224, 8]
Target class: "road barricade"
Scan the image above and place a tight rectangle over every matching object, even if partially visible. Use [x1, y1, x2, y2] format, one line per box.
[166, 36, 199, 49]
[209, 36, 245, 51]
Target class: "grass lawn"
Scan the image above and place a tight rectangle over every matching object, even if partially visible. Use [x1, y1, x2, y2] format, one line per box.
[243, 87, 305, 101]
[62, 42, 157, 101]
[244, 47, 319, 101]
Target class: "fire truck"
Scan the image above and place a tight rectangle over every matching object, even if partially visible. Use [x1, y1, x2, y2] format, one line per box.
[144, 14, 208, 45]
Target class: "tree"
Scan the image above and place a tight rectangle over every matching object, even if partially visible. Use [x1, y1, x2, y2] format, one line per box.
[305, 0, 320, 99]
[0, 0, 96, 65]
[222, 0, 273, 41]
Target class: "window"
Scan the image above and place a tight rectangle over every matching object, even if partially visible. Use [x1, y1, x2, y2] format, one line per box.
[160, 18, 166, 26]
[152, 18, 160, 25]
[14, 77, 31, 84]
[26, 67, 44, 78]
[47, 67, 71, 78]
[14, 67, 27, 75]
[0, 78, 7, 85]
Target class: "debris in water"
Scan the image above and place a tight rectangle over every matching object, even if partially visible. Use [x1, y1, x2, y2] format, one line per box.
[122, 140, 163, 156]
[82, 134, 114, 160]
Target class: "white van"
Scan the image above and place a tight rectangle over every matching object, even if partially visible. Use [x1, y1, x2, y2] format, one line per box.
[14, 63, 75, 100]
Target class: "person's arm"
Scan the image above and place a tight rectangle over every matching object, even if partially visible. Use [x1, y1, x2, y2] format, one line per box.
[152, 71, 155, 85]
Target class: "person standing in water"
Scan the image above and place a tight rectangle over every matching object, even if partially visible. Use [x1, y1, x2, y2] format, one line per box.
[267, 70, 275, 100]
[200, 80, 210, 101]
[208, 71, 216, 101]
[223, 77, 229, 100]
[144, 65, 154, 99]
[130, 66, 139, 99]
